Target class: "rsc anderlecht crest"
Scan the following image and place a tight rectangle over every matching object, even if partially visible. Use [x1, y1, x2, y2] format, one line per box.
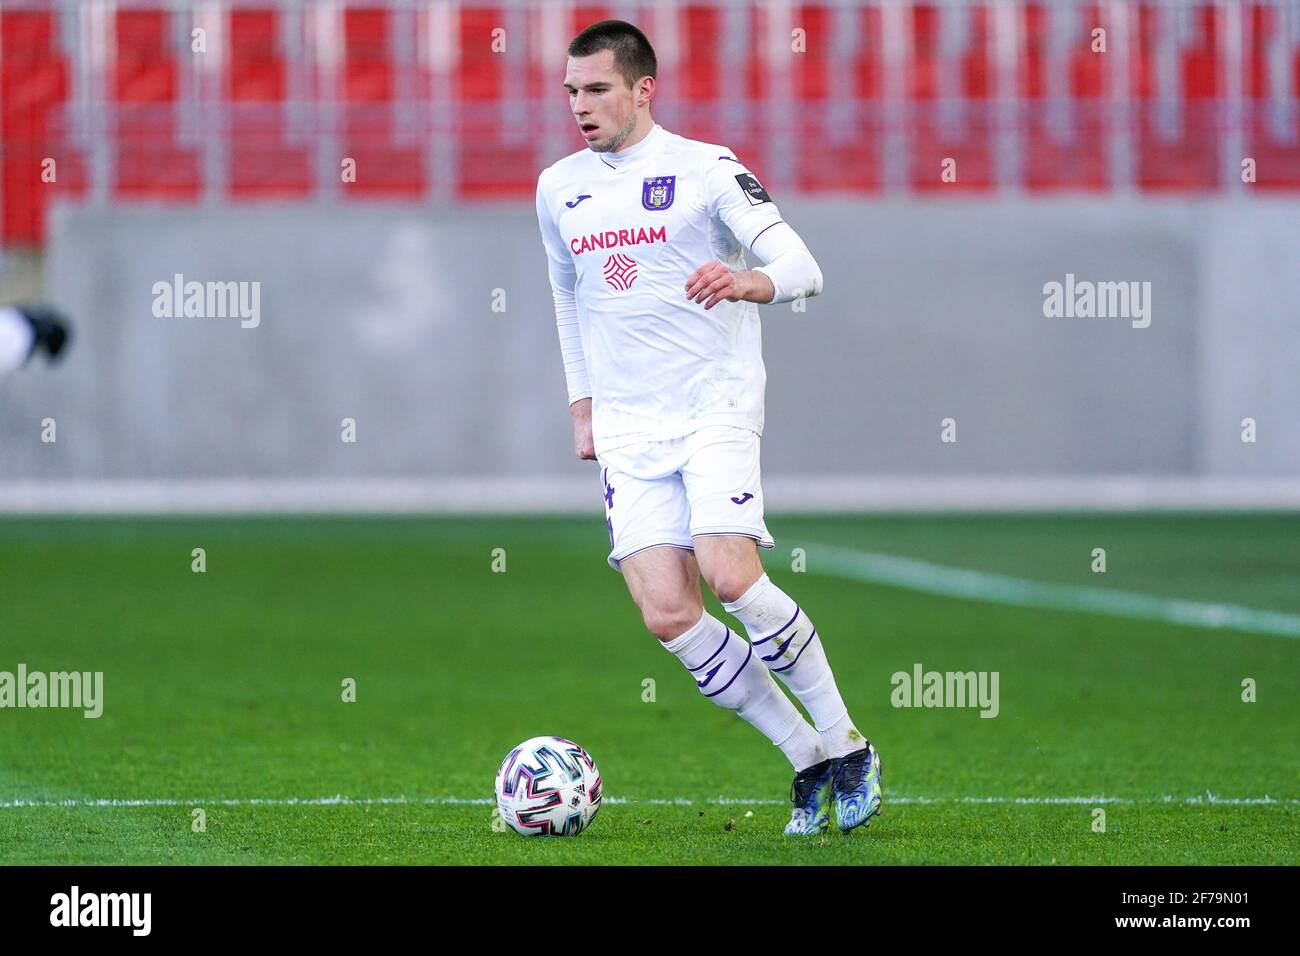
[642, 175, 676, 210]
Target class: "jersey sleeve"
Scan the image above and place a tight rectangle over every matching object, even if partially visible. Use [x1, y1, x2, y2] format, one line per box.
[704, 152, 823, 304]
[749, 220, 824, 304]
[703, 152, 786, 251]
[535, 172, 592, 405]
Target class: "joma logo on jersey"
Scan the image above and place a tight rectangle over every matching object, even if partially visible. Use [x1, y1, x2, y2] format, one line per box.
[569, 225, 667, 256]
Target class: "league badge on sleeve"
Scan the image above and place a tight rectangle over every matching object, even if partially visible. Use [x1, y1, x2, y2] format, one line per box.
[642, 175, 676, 210]
[735, 172, 772, 205]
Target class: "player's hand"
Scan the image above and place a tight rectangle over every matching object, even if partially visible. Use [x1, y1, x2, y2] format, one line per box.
[684, 262, 773, 309]
[570, 397, 596, 461]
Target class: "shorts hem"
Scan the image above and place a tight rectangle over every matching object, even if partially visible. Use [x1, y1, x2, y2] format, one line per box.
[607, 538, 696, 573]
[690, 526, 776, 549]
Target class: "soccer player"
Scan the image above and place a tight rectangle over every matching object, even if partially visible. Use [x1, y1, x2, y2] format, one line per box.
[535, 20, 881, 835]
[0, 303, 70, 380]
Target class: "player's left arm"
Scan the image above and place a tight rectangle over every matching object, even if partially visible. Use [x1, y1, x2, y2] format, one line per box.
[685, 158, 824, 310]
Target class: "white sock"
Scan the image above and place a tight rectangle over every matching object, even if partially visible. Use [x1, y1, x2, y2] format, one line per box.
[723, 574, 866, 759]
[663, 609, 825, 771]
[0, 306, 34, 377]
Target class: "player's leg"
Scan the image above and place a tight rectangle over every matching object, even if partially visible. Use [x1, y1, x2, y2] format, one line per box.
[685, 427, 882, 831]
[619, 544, 827, 814]
[683, 428, 867, 757]
[695, 533, 866, 758]
[601, 456, 825, 796]
[686, 534, 835, 832]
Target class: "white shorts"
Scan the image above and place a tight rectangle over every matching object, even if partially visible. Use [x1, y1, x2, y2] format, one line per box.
[595, 424, 775, 572]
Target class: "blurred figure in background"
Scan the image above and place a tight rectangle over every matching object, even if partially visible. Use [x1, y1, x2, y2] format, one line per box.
[0, 303, 71, 378]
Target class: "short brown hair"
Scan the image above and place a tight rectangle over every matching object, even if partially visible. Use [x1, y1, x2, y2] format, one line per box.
[567, 20, 657, 89]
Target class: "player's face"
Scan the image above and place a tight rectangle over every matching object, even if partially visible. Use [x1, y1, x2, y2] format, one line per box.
[563, 51, 639, 153]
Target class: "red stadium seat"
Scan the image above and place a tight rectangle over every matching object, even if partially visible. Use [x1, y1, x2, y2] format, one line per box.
[795, 3, 884, 193]
[114, 10, 176, 104]
[337, 6, 424, 197]
[452, 3, 589, 198]
[344, 8, 393, 103]
[228, 9, 285, 103]
[226, 8, 313, 199]
[459, 6, 506, 103]
[111, 9, 200, 200]
[908, 3, 995, 193]
[3, 0, 1300, 248]
[1132, 2, 1222, 192]
[1, 8, 83, 243]
[1021, 2, 1109, 192]
[1244, 2, 1300, 190]
[678, 5, 723, 109]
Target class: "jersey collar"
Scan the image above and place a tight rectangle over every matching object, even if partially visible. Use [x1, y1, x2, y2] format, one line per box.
[597, 122, 664, 172]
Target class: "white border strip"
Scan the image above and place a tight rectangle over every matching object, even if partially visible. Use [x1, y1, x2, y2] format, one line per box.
[1, 477, 1300, 514]
[1, 793, 1295, 810]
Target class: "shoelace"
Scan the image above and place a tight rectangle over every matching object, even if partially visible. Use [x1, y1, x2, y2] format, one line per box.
[790, 760, 830, 805]
[832, 744, 873, 792]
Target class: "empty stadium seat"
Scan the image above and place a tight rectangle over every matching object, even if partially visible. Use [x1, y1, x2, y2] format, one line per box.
[908, 3, 996, 192]
[1, 7, 77, 243]
[1244, 1, 1300, 190]
[1132, 2, 1223, 191]
[112, 9, 200, 200]
[1021, 2, 1109, 192]
[227, 8, 313, 199]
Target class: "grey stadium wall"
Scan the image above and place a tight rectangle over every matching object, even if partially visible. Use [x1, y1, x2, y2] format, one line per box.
[1, 197, 1298, 513]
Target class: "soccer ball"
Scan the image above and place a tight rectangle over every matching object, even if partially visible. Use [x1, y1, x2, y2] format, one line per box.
[494, 736, 603, 837]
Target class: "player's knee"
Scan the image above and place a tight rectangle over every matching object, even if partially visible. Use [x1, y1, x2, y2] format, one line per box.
[642, 604, 702, 643]
[707, 569, 761, 606]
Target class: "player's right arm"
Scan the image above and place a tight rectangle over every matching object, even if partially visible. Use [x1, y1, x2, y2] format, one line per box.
[536, 174, 596, 461]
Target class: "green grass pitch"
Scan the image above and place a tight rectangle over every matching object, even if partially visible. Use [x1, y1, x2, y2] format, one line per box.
[1, 513, 1297, 865]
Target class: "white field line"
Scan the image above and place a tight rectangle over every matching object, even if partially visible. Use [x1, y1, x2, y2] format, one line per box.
[804, 543, 1300, 639]
[0, 793, 1296, 810]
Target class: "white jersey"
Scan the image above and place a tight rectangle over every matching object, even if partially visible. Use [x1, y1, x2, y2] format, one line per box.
[536, 122, 792, 455]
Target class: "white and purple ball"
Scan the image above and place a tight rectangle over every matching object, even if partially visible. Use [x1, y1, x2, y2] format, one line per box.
[494, 736, 603, 837]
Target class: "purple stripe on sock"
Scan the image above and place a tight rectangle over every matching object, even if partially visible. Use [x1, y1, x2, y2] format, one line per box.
[770, 629, 817, 674]
[751, 606, 800, 646]
[704, 640, 754, 699]
[761, 628, 798, 663]
[686, 625, 731, 672]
